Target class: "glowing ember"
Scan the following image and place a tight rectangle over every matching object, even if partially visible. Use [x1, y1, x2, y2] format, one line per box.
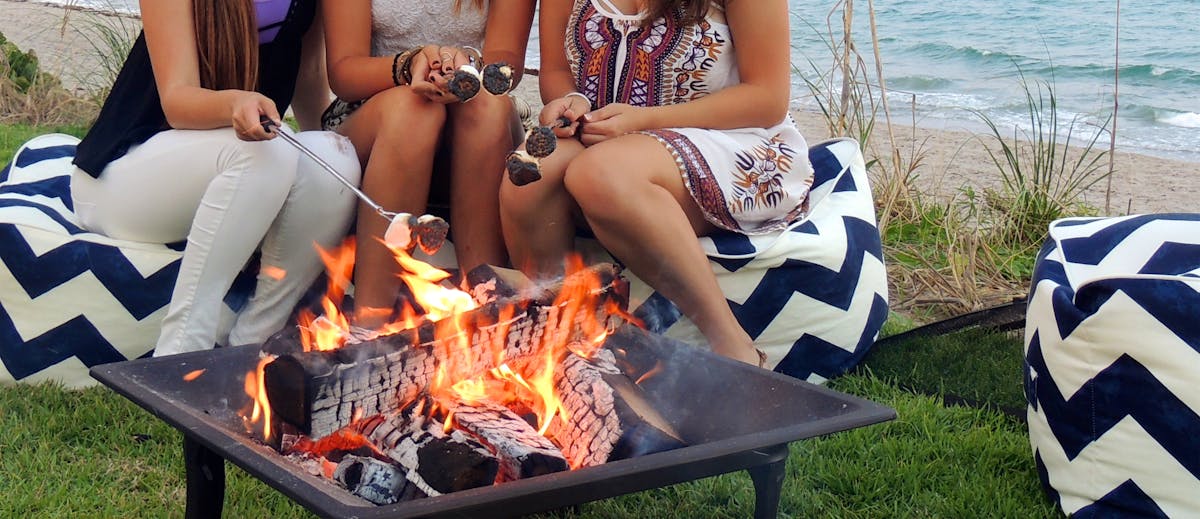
[291, 429, 386, 460]
[182, 369, 205, 382]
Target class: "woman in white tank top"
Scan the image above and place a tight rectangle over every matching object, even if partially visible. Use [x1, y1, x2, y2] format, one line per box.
[322, 0, 535, 329]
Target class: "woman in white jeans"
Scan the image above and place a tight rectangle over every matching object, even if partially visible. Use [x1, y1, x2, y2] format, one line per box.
[70, 0, 360, 356]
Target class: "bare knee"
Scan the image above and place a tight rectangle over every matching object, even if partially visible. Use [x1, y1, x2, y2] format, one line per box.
[371, 87, 447, 136]
[563, 147, 636, 216]
[450, 92, 512, 130]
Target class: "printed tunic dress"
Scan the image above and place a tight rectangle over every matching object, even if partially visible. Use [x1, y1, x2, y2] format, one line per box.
[566, 0, 813, 234]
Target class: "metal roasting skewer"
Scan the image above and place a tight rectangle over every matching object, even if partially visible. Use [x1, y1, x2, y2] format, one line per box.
[260, 118, 448, 253]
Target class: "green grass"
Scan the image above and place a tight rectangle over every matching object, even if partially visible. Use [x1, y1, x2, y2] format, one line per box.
[0, 123, 88, 165]
[860, 327, 1029, 414]
[0, 348, 1058, 518]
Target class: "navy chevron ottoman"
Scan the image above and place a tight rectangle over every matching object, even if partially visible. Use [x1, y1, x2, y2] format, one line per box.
[0, 134, 251, 388]
[1025, 214, 1200, 517]
[586, 138, 889, 382]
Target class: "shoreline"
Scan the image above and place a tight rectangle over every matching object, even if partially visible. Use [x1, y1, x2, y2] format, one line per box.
[4, 0, 1198, 214]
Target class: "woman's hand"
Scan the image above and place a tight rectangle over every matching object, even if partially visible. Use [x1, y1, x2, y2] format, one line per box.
[539, 94, 591, 138]
[579, 103, 649, 146]
[409, 46, 471, 104]
[230, 91, 282, 141]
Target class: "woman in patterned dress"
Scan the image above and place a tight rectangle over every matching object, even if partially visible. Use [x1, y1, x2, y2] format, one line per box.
[500, 0, 812, 366]
[322, 0, 535, 329]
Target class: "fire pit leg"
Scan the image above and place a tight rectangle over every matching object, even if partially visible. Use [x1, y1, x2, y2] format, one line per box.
[747, 444, 789, 519]
[183, 437, 226, 518]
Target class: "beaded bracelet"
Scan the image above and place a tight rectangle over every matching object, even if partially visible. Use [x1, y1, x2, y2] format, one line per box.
[391, 52, 405, 86]
[391, 46, 424, 86]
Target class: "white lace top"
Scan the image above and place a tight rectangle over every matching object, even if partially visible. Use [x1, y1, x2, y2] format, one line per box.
[370, 0, 490, 56]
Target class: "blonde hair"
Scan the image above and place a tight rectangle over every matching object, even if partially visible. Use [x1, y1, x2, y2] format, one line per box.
[453, 0, 487, 14]
[192, 0, 258, 90]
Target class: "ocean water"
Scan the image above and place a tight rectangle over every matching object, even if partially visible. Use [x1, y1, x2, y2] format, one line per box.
[785, 0, 1199, 162]
[48, 0, 1200, 161]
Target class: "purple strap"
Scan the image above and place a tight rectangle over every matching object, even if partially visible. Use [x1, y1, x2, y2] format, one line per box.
[255, 0, 292, 45]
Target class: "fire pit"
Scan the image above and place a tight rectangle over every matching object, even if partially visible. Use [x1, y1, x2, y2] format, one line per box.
[90, 324, 894, 518]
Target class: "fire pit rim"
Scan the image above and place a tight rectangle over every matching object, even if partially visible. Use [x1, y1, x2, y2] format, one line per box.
[89, 340, 895, 518]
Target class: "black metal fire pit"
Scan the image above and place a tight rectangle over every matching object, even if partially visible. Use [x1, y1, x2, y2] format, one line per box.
[90, 326, 895, 518]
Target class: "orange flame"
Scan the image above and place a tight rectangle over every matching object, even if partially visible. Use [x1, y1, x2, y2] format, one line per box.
[261, 239, 635, 463]
[296, 240, 358, 352]
[243, 356, 274, 440]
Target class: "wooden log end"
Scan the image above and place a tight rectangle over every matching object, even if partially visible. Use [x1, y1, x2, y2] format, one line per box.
[333, 455, 426, 505]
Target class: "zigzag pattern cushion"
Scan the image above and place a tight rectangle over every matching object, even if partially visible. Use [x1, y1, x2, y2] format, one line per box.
[588, 138, 889, 382]
[0, 134, 251, 389]
[1025, 214, 1200, 517]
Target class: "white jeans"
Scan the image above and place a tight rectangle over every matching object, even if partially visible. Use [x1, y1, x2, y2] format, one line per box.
[70, 128, 361, 356]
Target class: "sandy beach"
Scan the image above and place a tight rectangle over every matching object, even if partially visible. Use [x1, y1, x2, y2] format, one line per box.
[3, 0, 1197, 214]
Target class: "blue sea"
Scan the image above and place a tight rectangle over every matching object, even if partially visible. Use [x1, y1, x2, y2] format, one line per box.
[52, 0, 1200, 161]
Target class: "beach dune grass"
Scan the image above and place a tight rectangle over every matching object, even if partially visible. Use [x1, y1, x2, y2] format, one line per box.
[973, 73, 1112, 248]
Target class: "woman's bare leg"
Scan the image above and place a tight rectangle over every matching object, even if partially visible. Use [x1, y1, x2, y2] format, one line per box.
[499, 137, 586, 277]
[445, 93, 517, 274]
[337, 87, 446, 328]
[564, 135, 759, 365]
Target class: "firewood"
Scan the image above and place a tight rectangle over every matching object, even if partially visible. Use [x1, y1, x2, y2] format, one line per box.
[363, 401, 500, 496]
[546, 348, 686, 468]
[440, 398, 569, 481]
[465, 264, 542, 305]
[263, 264, 630, 439]
[332, 455, 425, 505]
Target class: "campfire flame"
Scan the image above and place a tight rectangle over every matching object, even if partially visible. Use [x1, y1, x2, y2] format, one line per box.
[244, 237, 645, 461]
[242, 356, 273, 441]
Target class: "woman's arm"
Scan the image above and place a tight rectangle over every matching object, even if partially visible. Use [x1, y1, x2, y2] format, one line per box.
[322, 0, 401, 102]
[582, 0, 793, 138]
[537, 0, 582, 105]
[481, 0, 537, 88]
[141, 0, 278, 138]
[292, 9, 332, 131]
[536, 0, 591, 134]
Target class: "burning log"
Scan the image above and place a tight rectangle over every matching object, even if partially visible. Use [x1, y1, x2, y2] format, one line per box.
[465, 264, 543, 305]
[359, 403, 500, 496]
[262, 263, 629, 439]
[441, 398, 569, 481]
[547, 348, 686, 468]
[333, 455, 425, 505]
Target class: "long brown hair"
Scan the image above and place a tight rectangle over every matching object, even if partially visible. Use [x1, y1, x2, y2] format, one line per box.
[192, 0, 258, 91]
[645, 0, 713, 24]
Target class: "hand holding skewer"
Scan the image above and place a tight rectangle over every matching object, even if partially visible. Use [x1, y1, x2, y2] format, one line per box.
[260, 118, 449, 253]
